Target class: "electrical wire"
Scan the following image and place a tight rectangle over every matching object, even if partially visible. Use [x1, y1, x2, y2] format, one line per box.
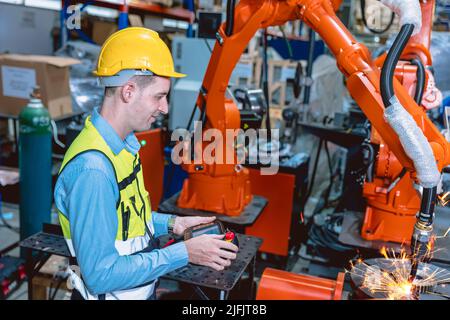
[51, 120, 65, 149]
[380, 24, 415, 107]
[303, 29, 315, 105]
[323, 141, 334, 207]
[410, 58, 426, 105]
[262, 28, 271, 137]
[0, 211, 19, 233]
[308, 212, 355, 253]
[304, 138, 323, 206]
[357, 143, 375, 182]
[225, 0, 236, 37]
[278, 25, 294, 60]
[48, 277, 64, 300]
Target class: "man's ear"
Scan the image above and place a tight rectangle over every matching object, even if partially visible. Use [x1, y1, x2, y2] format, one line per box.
[120, 82, 137, 103]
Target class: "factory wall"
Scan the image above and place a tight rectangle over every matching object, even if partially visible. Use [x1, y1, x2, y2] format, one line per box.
[0, 3, 57, 55]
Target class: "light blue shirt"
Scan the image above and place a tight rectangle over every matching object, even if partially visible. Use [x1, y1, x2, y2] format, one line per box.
[54, 108, 188, 296]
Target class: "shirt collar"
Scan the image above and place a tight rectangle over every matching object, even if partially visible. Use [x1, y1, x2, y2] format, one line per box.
[91, 107, 141, 156]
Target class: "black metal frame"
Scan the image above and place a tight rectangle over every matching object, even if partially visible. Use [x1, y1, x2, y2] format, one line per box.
[20, 225, 262, 300]
[19, 224, 70, 300]
[163, 234, 261, 300]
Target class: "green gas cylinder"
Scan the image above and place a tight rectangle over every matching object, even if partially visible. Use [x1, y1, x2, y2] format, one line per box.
[18, 87, 52, 245]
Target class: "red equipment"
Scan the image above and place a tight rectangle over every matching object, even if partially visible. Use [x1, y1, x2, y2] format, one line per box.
[256, 268, 345, 300]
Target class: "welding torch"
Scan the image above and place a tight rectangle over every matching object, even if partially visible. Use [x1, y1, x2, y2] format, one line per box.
[409, 186, 436, 283]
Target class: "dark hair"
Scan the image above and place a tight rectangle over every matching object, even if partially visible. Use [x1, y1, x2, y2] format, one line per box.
[104, 75, 156, 97]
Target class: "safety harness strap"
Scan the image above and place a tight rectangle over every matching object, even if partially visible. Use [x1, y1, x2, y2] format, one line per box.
[118, 159, 141, 191]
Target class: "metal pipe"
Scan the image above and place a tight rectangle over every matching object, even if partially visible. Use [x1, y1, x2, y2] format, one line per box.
[225, 0, 236, 36]
[303, 29, 315, 105]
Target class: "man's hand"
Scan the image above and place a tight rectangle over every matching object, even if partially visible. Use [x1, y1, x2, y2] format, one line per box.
[172, 216, 216, 236]
[184, 234, 239, 271]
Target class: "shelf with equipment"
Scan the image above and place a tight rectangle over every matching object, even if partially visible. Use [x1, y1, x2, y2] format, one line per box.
[59, 0, 194, 47]
[61, 0, 194, 22]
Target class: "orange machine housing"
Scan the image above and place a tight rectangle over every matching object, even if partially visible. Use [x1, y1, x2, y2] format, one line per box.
[245, 169, 295, 256]
[362, 131, 421, 244]
[136, 128, 165, 208]
[257, 268, 345, 300]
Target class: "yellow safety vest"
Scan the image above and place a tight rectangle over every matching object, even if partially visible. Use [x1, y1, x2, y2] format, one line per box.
[58, 116, 156, 300]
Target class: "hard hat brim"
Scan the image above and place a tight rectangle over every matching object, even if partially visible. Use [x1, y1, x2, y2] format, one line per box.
[93, 70, 186, 79]
[158, 71, 187, 78]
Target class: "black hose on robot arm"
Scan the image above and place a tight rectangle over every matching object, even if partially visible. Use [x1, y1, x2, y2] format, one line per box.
[380, 20, 439, 285]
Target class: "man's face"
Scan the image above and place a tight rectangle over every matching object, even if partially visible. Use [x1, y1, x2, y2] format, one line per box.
[128, 76, 170, 132]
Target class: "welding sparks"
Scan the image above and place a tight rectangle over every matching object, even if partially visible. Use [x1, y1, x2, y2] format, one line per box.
[349, 258, 450, 299]
[348, 247, 450, 300]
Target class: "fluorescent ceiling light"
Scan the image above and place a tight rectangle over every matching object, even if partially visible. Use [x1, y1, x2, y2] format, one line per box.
[85, 6, 118, 19]
[0, 0, 23, 4]
[163, 18, 189, 30]
[24, 0, 61, 10]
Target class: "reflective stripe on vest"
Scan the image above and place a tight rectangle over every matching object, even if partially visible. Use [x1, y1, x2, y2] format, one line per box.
[57, 116, 155, 300]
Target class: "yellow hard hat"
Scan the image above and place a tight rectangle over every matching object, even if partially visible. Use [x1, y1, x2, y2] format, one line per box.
[93, 27, 186, 80]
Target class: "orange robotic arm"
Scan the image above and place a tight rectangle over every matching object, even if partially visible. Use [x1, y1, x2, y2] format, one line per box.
[375, 0, 442, 109]
[177, 0, 450, 216]
[362, 0, 442, 245]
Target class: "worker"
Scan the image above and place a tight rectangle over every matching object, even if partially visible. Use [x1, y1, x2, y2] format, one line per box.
[54, 27, 239, 300]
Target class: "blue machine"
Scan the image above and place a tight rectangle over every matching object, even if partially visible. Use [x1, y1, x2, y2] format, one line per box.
[268, 37, 324, 61]
[162, 147, 188, 200]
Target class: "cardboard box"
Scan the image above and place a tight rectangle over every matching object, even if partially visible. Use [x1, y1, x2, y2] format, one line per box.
[92, 15, 146, 46]
[92, 20, 118, 45]
[149, 0, 173, 7]
[0, 54, 80, 118]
